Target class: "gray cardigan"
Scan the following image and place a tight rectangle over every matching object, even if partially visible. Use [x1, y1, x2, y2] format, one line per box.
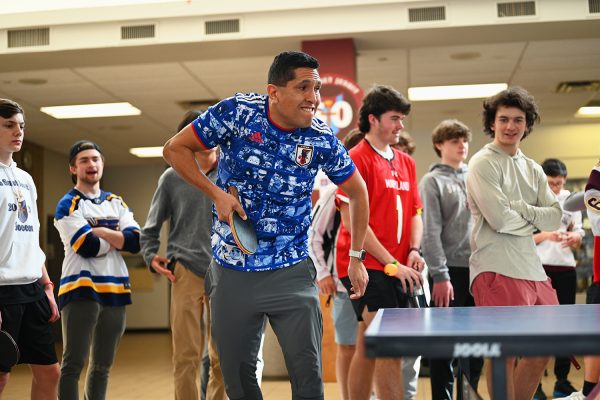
[466, 143, 561, 287]
[140, 167, 217, 277]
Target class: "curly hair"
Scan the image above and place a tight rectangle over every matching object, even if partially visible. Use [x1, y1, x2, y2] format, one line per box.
[482, 86, 540, 139]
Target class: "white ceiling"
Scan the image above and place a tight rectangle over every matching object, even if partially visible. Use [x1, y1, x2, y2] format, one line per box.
[0, 9, 599, 166]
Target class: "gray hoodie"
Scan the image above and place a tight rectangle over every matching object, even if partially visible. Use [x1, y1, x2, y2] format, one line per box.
[419, 163, 471, 282]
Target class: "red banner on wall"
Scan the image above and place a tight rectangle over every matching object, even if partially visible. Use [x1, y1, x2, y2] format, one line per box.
[316, 73, 364, 139]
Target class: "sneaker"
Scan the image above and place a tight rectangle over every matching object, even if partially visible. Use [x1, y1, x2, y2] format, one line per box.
[534, 383, 548, 400]
[554, 380, 578, 398]
[553, 391, 585, 400]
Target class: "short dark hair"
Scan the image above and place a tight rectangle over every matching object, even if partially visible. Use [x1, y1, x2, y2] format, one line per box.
[68, 140, 103, 183]
[358, 85, 411, 133]
[482, 86, 540, 139]
[432, 119, 472, 157]
[268, 51, 319, 86]
[542, 158, 568, 177]
[177, 110, 202, 132]
[0, 98, 24, 119]
[69, 140, 103, 165]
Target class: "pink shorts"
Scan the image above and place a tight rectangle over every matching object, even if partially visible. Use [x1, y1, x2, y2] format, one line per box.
[472, 272, 559, 307]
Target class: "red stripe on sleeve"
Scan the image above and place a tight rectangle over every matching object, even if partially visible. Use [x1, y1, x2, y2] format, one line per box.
[191, 123, 211, 150]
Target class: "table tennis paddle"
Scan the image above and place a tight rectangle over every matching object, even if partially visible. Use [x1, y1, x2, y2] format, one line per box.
[0, 330, 19, 370]
[385, 262, 425, 308]
[227, 186, 257, 255]
[229, 210, 258, 255]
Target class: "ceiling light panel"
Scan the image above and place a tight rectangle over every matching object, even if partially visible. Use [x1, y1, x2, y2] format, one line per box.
[129, 146, 164, 158]
[40, 102, 141, 119]
[408, 83, 508, 101]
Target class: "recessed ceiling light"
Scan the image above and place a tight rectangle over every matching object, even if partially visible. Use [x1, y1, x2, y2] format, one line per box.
[449, 52, 481, 61]
[408, 83, 508, 101]
[18, 78, 47, 85]
[129, 146, 164, 158]
[110, 125, 133, 131]
[40, 102, 141, 119]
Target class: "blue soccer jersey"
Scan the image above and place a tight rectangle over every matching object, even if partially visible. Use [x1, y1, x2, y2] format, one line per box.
[192, 93, 355, 271]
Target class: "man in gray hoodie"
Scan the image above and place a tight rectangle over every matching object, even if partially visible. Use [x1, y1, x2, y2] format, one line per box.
[419, 119, 483, 400]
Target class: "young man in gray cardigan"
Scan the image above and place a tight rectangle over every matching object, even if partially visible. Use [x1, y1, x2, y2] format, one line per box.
[467, 87, 561, 400]
[419, 119, 483, 400]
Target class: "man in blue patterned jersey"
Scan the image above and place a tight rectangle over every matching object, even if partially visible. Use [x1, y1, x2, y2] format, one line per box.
[163, 51, 369, 400]
[54, 141, 141, 400]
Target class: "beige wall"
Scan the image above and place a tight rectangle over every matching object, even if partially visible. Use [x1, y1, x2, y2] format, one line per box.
[41, 149, 72, 257]
[521, 123, 600, 179]
[101, 163, 166, 228]
[102, 162, 171, 328]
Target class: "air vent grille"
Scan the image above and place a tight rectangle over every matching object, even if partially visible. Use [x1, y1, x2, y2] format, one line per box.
[205, 19, 240, 35]
[7, 27, 49, 48]
[497, 1, 536, 17]
[121, 24, 155, 40]
[556, 81, 600, 94]
[590, 0, 600, 13]
[408, 6, 446, 22]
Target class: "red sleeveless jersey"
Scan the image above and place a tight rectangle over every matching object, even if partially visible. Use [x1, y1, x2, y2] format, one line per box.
[335, 140, 422, 278]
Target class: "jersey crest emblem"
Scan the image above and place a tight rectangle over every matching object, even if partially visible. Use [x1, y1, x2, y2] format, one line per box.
[17, 199, 28, 223]
[587, 196, 600, 213]
[295, 144, 314, 167]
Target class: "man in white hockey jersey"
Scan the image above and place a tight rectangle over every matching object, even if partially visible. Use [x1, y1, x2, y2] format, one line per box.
[54, 140, 141, 400]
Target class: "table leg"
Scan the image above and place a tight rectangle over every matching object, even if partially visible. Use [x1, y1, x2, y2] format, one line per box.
[490, 357, 507, 400]
[456, 359, 463, 400]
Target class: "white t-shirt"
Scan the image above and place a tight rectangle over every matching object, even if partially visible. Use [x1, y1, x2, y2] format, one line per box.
[536, 189, 584, 268]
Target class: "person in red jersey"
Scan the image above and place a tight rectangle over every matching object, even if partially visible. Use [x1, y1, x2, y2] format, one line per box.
[336, 85, 424, 400]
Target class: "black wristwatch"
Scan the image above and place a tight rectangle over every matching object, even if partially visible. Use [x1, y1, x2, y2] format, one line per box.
[408, 247, 422, 256]
[349, 249, 367, 261]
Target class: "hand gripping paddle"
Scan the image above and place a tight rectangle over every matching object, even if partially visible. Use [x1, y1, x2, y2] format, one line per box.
[0, 330, 19, 370]
[228, 186, 258, 255]
[384, 262, 426, 308]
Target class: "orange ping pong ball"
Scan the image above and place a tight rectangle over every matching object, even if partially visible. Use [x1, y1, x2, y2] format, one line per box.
[384, 263, 398, 276]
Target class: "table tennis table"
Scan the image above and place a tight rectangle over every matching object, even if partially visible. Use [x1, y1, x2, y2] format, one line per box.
[365, 304, 600, 399]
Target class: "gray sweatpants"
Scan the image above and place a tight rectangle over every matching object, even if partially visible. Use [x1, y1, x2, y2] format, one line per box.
[59, 300, 126, 400]
[206, 258, 324, 400]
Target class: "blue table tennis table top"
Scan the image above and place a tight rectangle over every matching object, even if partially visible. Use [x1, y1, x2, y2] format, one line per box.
[365, 304, 600, 359]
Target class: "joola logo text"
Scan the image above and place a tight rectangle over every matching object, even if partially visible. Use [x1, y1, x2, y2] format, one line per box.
[453, 342, 501, 357]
